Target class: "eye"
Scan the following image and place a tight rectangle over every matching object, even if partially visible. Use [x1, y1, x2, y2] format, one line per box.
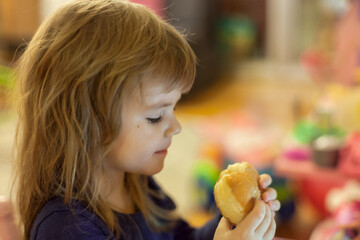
[147, 116, 162, 124]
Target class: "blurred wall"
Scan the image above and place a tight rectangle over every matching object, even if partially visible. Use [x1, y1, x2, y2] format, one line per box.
[266, 0, 301, 62]
[40, 0, 71, 21]
[0, 0, 39, 41]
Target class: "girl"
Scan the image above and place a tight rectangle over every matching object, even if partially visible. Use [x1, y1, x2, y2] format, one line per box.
[13, 0, 280, 239]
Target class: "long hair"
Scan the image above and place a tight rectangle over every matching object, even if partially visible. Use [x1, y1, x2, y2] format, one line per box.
[13, 0, 196, 238]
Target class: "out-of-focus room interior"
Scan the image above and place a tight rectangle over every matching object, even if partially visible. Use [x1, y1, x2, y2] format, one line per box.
[1, 0, 360, 239]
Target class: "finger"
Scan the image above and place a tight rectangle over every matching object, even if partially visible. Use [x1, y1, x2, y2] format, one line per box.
[262, 188, 277, 202]
[259, 174, 272, 189]
[266, 199, 281, 212]
[263, 217, 277, 240]
[215, 217, 232, 235]
[255, 204, 272, 236]
[239, 199, 266, 232]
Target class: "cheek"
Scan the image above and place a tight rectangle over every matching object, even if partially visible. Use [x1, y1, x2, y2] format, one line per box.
[118, 123, 153, 155]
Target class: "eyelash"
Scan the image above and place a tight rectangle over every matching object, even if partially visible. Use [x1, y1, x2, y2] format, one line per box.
[146, 108, 176, 124]
[147, 116, 162, 124]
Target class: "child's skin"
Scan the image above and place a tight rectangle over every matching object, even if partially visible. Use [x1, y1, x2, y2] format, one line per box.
[101, 76, 280, 239]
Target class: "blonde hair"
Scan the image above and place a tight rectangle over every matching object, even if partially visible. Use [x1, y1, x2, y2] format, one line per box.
[13, 0, 196, 238]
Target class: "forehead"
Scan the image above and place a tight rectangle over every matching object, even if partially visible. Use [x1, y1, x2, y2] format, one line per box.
[127, 78, 182, 107]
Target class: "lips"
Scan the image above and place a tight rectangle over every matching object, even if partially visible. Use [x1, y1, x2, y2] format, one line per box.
[155, 143, 170, 154]
[155, 149, 168, 154]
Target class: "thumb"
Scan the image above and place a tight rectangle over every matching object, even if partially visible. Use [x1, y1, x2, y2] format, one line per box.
[237, 199, 266, 232]
[215, 217, 233, 235]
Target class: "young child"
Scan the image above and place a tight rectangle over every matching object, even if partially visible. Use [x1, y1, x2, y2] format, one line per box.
[13, 0, 280, 239]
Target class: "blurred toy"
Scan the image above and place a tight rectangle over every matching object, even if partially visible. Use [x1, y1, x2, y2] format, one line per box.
[338, 133, 360, 178]
[292, 120, 345, 145]
[327, 179, 360, 213]
[0, 65, 13, 109]
[217, 16, 256, 61]
[334, 201, 360, 226]
[0, 65, 12, 88]
[311, 135, 343, 168]
[301, 50, 333, 84]
[283, 147, 311, 161]
[192, 160, 220, 212]
[310, 180, 360, 240]
[195, 110, 283, 169]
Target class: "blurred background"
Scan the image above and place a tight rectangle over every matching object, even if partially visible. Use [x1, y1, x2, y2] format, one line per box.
[1, 0, 360, 239]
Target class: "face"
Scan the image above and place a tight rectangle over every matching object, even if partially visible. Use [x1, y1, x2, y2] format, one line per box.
[105, 78, 183, 176]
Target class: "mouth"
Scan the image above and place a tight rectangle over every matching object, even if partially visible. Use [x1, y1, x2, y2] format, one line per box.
[155, 143, 170, 154]
[155, 149, 168, 155]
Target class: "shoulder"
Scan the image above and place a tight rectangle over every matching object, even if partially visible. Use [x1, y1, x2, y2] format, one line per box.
[31, 197, 114, 240]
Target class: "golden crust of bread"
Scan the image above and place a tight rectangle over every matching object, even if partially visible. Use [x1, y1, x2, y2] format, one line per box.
[214, 162, 261, 225]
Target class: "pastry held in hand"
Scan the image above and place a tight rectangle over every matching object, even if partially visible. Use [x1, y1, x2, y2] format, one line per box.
[214, 162, 261, 225]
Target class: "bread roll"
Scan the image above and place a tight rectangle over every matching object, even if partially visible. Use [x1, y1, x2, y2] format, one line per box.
[214, 162, 261, 225]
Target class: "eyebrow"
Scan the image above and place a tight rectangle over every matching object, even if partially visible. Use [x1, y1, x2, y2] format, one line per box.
[145, 95, 182, 110]
[145, 102, 173, 110]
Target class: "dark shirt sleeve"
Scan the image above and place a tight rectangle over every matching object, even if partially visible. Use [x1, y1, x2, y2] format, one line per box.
[173, 212, 222, 240]
[32, 209, 112, 240]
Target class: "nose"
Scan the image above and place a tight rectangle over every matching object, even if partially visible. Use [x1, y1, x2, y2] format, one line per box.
[165, 116, 182, 137]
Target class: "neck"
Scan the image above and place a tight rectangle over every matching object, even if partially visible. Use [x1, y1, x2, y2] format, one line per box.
[101, 166, 135, 214]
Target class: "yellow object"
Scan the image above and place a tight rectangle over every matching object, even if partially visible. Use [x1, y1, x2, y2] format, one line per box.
[214, 162, 260, 225]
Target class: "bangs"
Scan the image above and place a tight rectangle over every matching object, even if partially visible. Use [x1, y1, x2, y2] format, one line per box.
[148, 56, 196, 94]
[129, 10, 197, 94]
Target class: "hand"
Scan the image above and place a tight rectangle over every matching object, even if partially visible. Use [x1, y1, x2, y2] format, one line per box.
[259, 174, 281, 215]
[214, 200, 276, 240]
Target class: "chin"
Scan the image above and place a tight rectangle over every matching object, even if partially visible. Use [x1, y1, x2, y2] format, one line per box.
[138, 155, 166, 175]
[147, 165, 164, 175]
[145, 162, 165, 175]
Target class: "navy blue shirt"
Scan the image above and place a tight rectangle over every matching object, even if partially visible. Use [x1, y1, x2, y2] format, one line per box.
[30, 178, 221, 239]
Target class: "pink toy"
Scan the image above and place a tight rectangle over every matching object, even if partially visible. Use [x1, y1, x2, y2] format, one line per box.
[339, 133, 360, 178]
[310, 181, 360, 240]
[334, 201, 360, 225]
[301, 50, 332, 84]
